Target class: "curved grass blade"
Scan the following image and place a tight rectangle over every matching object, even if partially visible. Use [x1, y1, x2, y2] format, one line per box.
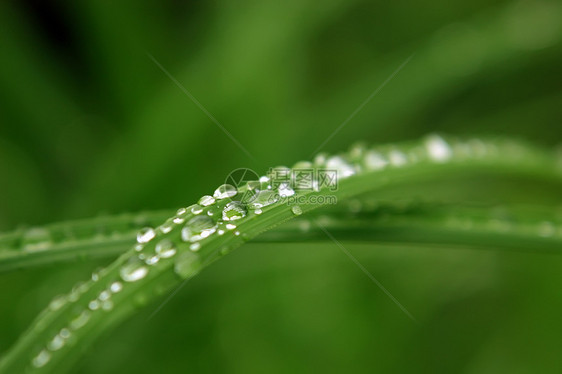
[0, 135, 561, 373]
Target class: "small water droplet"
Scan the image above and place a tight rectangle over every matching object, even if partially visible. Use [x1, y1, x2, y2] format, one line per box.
[32, 349, 51, 368]
[389, 150, 407, 167]
[222, 202, 247, 221]
[199, 195, 216, 206]
[291, 206, 303, 216]
[47, 334, 65, 351]
[425, 135, 452, 163]
[213, 184, 237, 200]
[155, 239, 176, 258]
[174, 252, 202, 279]
[176, 207, 187, 216]
[110, 282, 123, 293]
[101, 300, 114, 311]
[134, 244, 143, 252]
[159, 221, 174, 234]
[23, 227, 52, 251]
[278, 182, 295, 197]
[326, 156, 356, 178]
[120, 257, 148, 282]
[364, 151, 388, 170]
[254, 208, 263, 215]
[70, 310, 91, 330]
[190, 242, 201, 251]
[173, 217, 185, 224]
[225, 223, 236, 230]
[137, 227, 156, 244]
[145, 255, 160, 265]
[88, 300, 100, 311]
[59, 328, 71, 339]
[98, 290, 111, 301]
[259, 176, 270, 183]
[49, 295, 67, 311]
[191, 204, 203, 214]
[217, 229, 225, 235]
[234, 231, 241, 236]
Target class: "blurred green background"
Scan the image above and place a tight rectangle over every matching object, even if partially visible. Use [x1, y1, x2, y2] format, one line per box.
[1, 0, 561, 373]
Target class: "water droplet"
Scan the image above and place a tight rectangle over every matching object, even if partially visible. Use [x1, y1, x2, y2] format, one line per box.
[176, 207, 187, 216]
[191, 204, 204, 214]
[88, 300, 100, 311]
[49, 295, 66, 311]
[47, 334, 65, 351]
[234, 231, 241, 236]
[32, 349, 51, 368]
[155, 239, 176, 258]
[364, 151, 388, 170]
[222, 202, 247, 221]
[214, 184, 237, 200]
[217, 229, 225, 235]
[254, 208, 263, 215]
[314, 153, 328, 166]
[59, 328, 71, 339]
[181, 216, 217, 242]
[159, 221, 174, 234]
[190, 242, 201, 251]
[101, 300, 114, 311]
[389, 150, 407, 167]
[145, 255, 160, 265]
[225, 223, 236, 230]
[246, 180, 260, 191]
[98, 290, 111, 301]
[326, 156, 356, 178]
[23, 227, 52, 251]
[70, 310, 90, 330]
[278, 182, 295, 197]
[425, 135, 452, 162]
[137, 227, 155, 244]
[134, 244, 143, 252]
[259, 176, 270, 183]
[174, 252, 202, 279]
[291, 206, 303, 216]
[120, 257, 148, 282]
[173, 217, 185, 224]
[110, 282, 123, 293]
[248, 190, 279, 209]
[199, 195, 216, 206]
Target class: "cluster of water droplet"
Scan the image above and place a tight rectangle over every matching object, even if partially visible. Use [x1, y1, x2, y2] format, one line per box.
[27, 134, 555, 370]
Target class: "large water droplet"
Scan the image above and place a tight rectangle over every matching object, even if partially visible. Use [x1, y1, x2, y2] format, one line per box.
[213, 184, 237, 200]
[248, 190, 279, 209]
[137, 227, 155, 244]
[199, 195, 216, 206]
[174, 252, 202, 279]
[181, 216, 217, 242]
[155, 239, 176, 258]
[120, 257, 148, 282]
[222, 202, 247, 221]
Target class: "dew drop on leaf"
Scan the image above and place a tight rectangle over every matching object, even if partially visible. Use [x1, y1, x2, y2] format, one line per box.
[137, 227, 155, 244]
